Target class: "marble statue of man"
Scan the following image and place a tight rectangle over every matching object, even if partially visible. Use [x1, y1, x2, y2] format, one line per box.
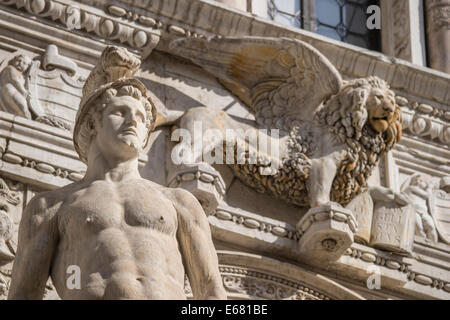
[7, 46, 227, 300]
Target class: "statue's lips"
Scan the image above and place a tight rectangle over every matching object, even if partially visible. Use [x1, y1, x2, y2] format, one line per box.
[121, 128, 137, 136]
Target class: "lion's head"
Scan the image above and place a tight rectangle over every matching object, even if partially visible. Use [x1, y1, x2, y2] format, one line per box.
[315, 76, 403, 205]
[366, 80, 402, 148]
[319, 76, 402, 149]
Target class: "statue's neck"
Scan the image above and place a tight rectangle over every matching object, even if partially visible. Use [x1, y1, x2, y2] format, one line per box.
[83, 147, 141, 183]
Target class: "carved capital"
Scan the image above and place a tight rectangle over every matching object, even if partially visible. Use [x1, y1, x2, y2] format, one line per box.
[296, 204, 357, 262]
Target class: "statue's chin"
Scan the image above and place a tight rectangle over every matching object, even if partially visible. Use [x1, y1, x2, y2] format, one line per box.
[370, 119, 389, 133]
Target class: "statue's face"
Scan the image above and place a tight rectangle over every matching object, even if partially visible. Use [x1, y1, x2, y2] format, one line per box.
[367, 88, 396, 133]
[411, 175, 428, 190]
[13, 56, 31, 72]
[94, 95, 149, 158]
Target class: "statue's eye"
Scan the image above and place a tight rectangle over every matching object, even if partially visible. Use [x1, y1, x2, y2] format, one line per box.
[137, 113, 145, 123]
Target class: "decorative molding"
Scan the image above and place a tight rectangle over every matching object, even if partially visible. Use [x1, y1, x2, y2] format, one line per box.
[1, 151, 83, 182]
[168, 168, 226, 197]
[344, 247, 410, 273]
[394, 95, 450, 146]
[107, 4, 208, 40]
[0, 111, 86, 189]
[344, 246, 450, 294]
[219, 265, 329, 300]
[211, 206, 300, 241]
[394, 144, 450, 167]
[210, 203, 450, 296]
[184, 265, 331, 300]
[1, 0, 450, 107]
[296, 206, 358, 238]
[0, 0, 161, 58]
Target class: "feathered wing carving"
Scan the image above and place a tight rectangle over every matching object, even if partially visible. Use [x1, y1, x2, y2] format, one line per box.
[170, 37, 343, 128]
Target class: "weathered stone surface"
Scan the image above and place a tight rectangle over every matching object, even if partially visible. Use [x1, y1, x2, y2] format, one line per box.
[0, 0, 448, 301]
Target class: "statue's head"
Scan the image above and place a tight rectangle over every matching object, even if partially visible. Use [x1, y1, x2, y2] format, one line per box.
[326, 76, 402, 149]
[73, 46, 157, 163]
[365, 79, 399, 136]
[9, 55, 31, 72]
[76, 84, 155, 162]
[410, 174, 430, 190]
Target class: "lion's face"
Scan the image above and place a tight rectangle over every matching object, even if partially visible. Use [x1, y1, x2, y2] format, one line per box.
[367, 87, 397, 133]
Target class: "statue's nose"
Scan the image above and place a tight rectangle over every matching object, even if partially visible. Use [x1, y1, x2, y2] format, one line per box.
[383, 103, 394, 113]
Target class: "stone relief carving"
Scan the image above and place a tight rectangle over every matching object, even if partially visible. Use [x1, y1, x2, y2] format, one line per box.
[346, 186, 415, 254]
[398, 95, 450, 146]
[170, 37, 402, 260]
[171, 37, 402, 209]
[0, 45, 85, 130]
[401, 174, 440, 243]
[394, 174, 450, 245]
[0, 178, 21, 264]
[0, 177, 23, 300]
[0, 54, 33, 118]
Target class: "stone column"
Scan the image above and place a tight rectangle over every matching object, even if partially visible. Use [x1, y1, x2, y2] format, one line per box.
[302, 0, 316, 32]
[380, 0, 427, 66]
[425, 0, 450, 73]
[215, 0, 247, 11]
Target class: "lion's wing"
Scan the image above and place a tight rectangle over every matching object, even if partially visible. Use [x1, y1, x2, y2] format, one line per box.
[170, 36, 342, 128]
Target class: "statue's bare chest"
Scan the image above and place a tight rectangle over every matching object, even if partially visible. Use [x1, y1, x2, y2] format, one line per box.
[60, 181, 178, 236]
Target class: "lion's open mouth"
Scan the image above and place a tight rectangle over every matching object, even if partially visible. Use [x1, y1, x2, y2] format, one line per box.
[372, 116, 388, 121]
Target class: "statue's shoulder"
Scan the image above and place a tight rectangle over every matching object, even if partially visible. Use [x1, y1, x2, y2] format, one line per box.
[139, 178, 202, 211]
[25, 182, 80, 215]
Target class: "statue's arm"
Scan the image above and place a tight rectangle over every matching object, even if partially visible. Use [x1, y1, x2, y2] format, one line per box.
[173, 188, 227, 300]
[8, 195, 59, 300]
